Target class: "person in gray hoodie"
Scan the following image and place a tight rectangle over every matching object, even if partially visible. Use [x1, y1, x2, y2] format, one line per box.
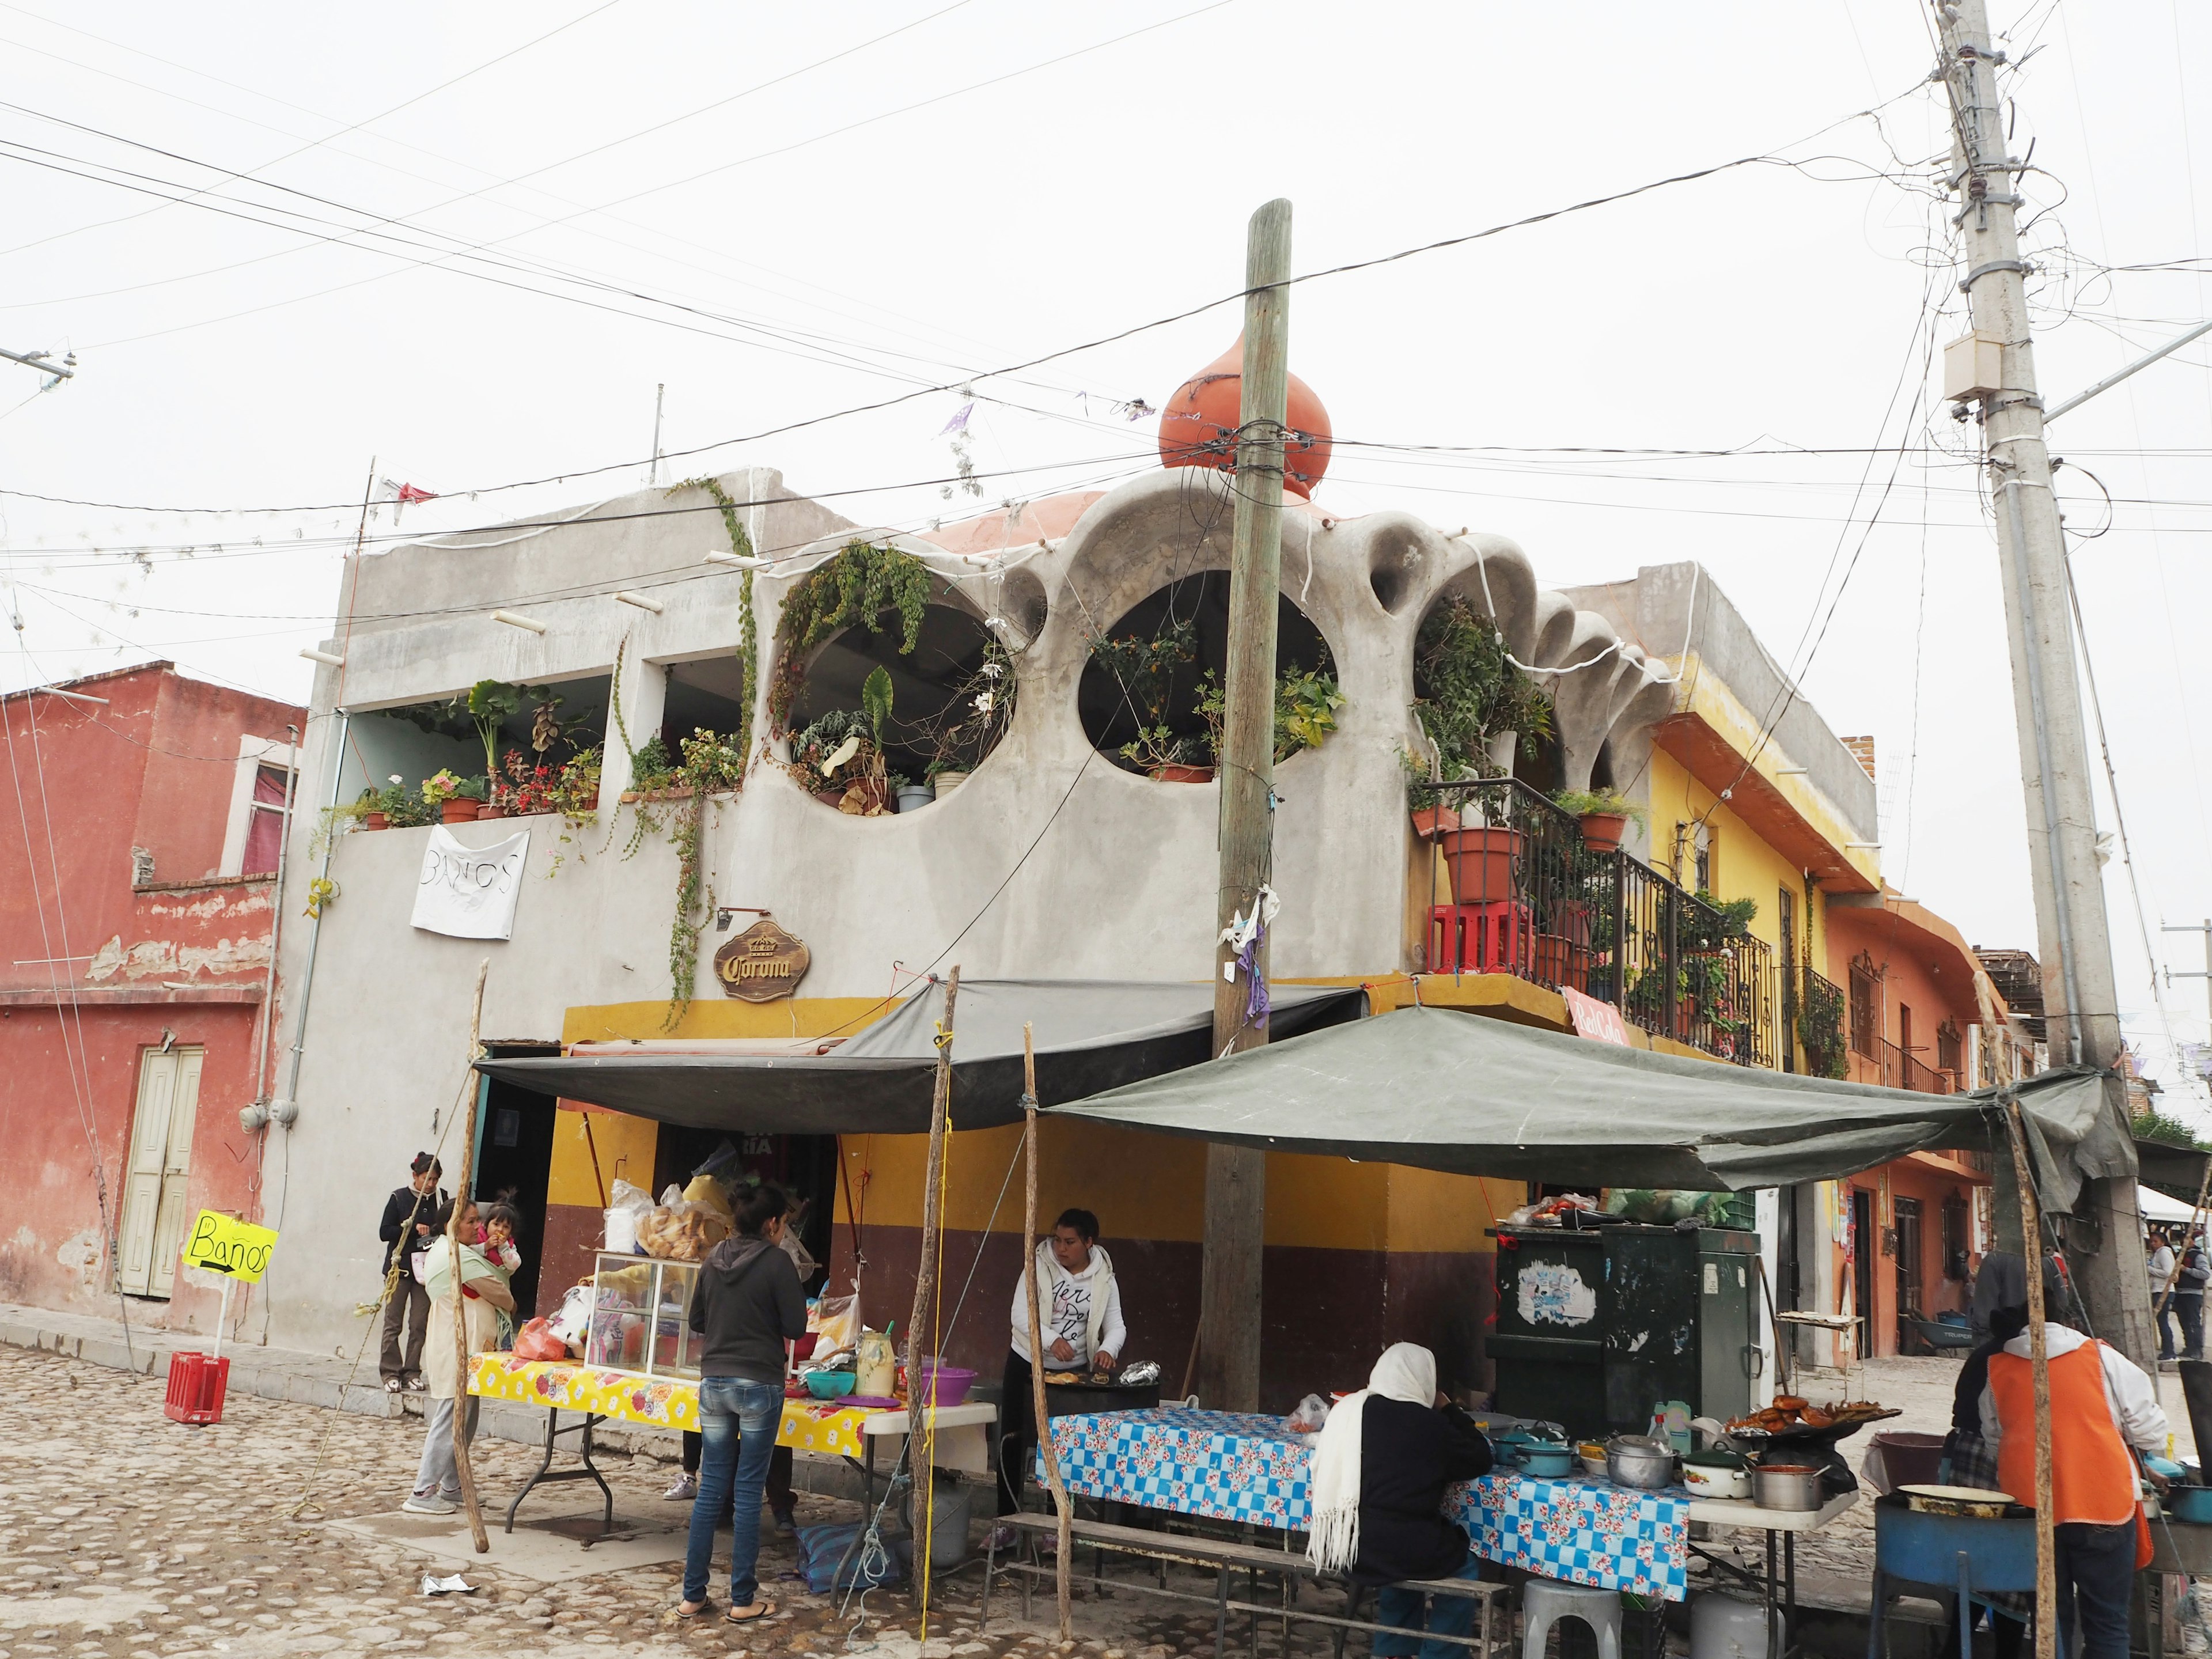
[675, 1183, 807, 1627]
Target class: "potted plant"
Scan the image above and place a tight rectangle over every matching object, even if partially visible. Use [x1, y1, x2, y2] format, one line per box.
[926, 757, 968, 797]
[422, 769, 478, 824]
[892, 771, 934, 813]
[1399, 747, 1463, 840]
[1554, 787, 1645, 856]
[1438, 812, 1524, 906]
[1122, 725, 1211, 783]
[1412, 594, 1553, 781]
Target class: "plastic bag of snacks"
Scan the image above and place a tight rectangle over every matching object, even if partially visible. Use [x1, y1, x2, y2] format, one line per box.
[637, 1198, 732, 1260]
[1285, 1393, 1332, 1432]
[809, 1294, 859, 1354]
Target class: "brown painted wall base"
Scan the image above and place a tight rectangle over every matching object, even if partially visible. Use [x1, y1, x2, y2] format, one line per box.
[833, 1225, 1497, 1412]
[541, 1202, 605, 1309]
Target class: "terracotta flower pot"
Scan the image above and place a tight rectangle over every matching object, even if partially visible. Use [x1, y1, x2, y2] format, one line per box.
[1408, 805, 1461, 840]
[1533, 934, 1588, 993]
[1438, 826, 1524, 905]
[363, 811, 388, 832]
[1149, 764, 1215, 784]
[477, 802, 508, 819]
[1557, 900, 1593, 948]
[440, 800, 479, 824]
[1579, 810, 1630, 855]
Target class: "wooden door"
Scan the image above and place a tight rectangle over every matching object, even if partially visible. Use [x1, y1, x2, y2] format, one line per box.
[116, 1047, 202, 1298]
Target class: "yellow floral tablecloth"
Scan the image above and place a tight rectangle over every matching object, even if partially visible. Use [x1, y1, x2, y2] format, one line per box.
[468, 1353, 881, 1457]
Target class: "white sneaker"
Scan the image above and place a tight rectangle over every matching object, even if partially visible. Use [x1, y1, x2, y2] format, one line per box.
[402, 1494, 456, 1516]
[665, 1474, 699, 1501]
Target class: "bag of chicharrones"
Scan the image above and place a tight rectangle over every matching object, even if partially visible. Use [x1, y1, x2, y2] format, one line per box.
[1286, 1393, 1332, 1434]
[636, 1185, 732, 1262]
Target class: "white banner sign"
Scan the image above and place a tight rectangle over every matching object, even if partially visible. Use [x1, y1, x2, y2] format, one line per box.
[411, 825, 531, 940]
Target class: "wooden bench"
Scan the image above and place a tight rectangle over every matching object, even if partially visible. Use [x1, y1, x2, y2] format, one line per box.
[982, 1511, 1509, 1659]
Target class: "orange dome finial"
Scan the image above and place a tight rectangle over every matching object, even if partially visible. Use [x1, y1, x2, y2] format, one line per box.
[1157, 339, 1332, 499]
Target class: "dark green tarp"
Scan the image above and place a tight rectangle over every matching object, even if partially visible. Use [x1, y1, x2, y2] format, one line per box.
[1051, 1005, 2134, 1207]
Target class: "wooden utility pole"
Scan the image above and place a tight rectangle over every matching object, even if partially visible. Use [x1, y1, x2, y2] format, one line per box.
[1198, 198, 1293, 1414]
[451, 959, 490, 1554]
[1021, 1024, 1073, 1640]
[1929, 0, 2154, 1367]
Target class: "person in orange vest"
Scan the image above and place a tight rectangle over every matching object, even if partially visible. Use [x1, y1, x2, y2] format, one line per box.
[1978, 1319, 2169, 1659]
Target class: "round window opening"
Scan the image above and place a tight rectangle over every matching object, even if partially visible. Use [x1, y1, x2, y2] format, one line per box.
[783, 603, 1010, 808]
[1078, 571, 1341, 779]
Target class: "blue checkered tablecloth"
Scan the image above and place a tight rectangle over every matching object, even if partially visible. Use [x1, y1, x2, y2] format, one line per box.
[1043, 1407, 1688, 1601]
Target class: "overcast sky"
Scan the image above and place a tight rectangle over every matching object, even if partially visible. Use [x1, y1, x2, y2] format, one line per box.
[1, 1, 2207, 1115]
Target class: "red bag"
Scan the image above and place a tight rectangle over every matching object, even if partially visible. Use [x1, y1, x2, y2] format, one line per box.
[513, 1317, 569, 1362]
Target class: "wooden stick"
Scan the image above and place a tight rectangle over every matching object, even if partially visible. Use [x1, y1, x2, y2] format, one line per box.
[905, 967, 960, 1379]
[448, 959, 491, 1553]
[2002, 1098, 2055, 1659]
[1022, 1023, 1073, 1642]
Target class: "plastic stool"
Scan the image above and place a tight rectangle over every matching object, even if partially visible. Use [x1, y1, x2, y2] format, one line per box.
[1522, 1577, 1622, 1659]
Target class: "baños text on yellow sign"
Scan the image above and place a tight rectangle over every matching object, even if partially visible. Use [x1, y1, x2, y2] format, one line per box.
[183, 1210, 279, 1283]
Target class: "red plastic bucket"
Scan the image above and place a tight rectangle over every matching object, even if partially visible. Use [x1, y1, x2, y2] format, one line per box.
[163, 1351, 230, 1426]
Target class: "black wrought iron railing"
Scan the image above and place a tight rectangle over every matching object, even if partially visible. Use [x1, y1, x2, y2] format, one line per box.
[1415, 778, 1778, 1067]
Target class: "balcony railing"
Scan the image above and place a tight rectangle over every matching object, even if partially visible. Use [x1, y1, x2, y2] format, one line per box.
[1416, 778, 1777, 1067]
[1850, 1037, 1961, 1095]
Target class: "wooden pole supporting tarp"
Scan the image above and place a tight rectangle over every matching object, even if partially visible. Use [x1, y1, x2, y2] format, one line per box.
[452, 959, 490, 1554]
[1022, 1023, 1073, 1641]
[2002, 1097, 2055, 1659]
[906, 969, 958, 1638]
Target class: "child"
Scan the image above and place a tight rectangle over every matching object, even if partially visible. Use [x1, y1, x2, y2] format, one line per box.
[479, 1203, 523, 1350]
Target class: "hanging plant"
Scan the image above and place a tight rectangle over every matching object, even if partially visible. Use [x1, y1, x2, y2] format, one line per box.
[766, 541, 933, 733]
[673, 476, 759, 776]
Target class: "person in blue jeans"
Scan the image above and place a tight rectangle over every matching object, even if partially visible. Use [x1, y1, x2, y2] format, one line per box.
[1304, 1343, 1494, 1659]
[676, 1183, 808, 1626]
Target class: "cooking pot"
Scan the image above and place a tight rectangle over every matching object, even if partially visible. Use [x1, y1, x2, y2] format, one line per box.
[2166, 1485, 2212, 1525]
[1681, 1453, 1751, 1501]
[1606, 1434, 1677, 1491]
[1518, 1443, 1575, 1478]
[1752, 1463, 1822, 1512]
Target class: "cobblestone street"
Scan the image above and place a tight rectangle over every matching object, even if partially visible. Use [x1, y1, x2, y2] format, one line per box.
[4, 1344, 2200, 1659]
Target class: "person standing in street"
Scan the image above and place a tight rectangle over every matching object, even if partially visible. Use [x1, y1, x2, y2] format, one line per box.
[1980, 1314, 2168, 1659]
[2175, 1229, 2210, 1362]
[675, 1183, 806, 1627]
[378, 1154, 446, 1392]
[2150, 1227, 2181, 1361]
[403, 1198, 512, 1514]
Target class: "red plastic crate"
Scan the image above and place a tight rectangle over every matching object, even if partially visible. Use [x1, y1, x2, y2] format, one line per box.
[162, 1351, 229, 1425]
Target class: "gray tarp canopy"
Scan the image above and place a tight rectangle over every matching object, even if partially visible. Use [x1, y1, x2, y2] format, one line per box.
[1051, 1005, 2136, 1209]
[473, 979, 1365, 1135]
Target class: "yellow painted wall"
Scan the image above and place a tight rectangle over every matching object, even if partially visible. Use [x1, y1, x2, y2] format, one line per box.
[548, 1107, 660, 1207]
[1646, 748, 1825, 972]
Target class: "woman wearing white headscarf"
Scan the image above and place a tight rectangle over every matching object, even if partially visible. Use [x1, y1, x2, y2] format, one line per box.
[1307, 1343, 1493, 1659]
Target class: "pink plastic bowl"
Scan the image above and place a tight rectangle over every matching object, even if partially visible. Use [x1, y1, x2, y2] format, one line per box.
[910, 1362, 978, 1405]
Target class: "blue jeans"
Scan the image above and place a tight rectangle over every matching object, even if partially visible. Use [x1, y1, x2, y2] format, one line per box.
[2054, 1520, 2136, 1659]
[1373, 1555, 1484, 1659]
[682, 1377, 783, 1608]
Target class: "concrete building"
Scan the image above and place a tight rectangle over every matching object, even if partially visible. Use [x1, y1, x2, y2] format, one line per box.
[232, 373, 2006, 1405]
[0, 664, 303, 1334]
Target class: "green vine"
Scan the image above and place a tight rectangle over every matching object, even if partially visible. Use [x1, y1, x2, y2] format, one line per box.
[674, 476, 759, 777]
[766, 540, 932, 733]
[664, 785, 711, 1031]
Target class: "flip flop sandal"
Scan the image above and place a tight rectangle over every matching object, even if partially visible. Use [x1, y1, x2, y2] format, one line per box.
[666, 1600, 715, 1624]
[725, 1602, 776, 1625]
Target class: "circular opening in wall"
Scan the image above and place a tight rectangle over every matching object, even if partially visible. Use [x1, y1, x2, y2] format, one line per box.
[784, 604, 1009, 801]
[1078, 571, 1338, 779]
[1410, 589, 1553, 781]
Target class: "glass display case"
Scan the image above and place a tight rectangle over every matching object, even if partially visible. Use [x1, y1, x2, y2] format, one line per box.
[584, 1252, 702, 1381]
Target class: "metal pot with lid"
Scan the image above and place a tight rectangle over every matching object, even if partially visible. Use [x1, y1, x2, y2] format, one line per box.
[1605, 1434, 1678, 1491]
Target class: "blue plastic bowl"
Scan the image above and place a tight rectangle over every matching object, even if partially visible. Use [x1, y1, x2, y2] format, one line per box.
[804, 1371, 856, 1399]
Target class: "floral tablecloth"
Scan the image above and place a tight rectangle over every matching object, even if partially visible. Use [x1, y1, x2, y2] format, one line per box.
[1044, 1407, 1688, 1600]
[468, 1354, 880, 1459]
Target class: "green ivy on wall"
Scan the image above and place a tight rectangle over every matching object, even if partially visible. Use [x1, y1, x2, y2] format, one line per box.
[766, 540, 932, 733]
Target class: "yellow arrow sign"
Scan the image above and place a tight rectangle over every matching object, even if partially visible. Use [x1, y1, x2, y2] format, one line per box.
[181, 1211, 278, 1283]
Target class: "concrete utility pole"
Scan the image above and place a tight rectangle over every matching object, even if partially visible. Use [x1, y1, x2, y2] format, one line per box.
[1197, 199, 1293, 1414]
[1931, 0, 2155, 1366]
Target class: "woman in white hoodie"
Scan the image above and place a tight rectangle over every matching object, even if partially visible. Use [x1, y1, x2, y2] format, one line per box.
[994, 1207, 1127, 1522]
